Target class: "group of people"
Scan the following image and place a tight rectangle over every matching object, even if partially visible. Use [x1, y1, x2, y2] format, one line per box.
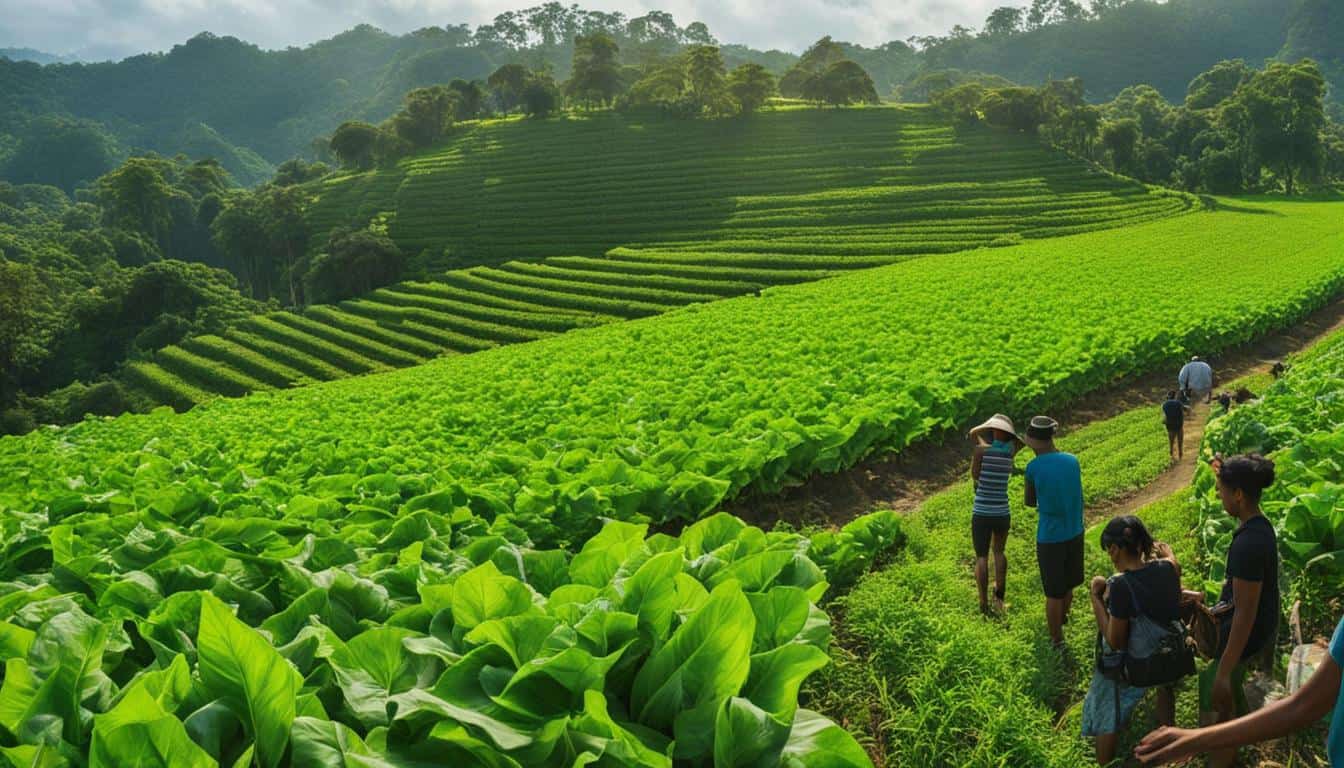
[967, 412, 1344, 766]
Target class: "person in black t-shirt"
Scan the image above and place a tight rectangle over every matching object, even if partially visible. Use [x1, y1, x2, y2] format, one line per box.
[1200, 453, 1279, 768]
[1161, 391, 1188, 460]
[1082, 514, 1186, 765]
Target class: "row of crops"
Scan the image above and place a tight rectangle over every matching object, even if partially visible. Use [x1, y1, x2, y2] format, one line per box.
[1196, 326, 1344, 629]
[317, 106, 1191, 262]
[11, 201, 1342, 549]
[126, 107, 1195, 407]
[2, 201, 1342, 766]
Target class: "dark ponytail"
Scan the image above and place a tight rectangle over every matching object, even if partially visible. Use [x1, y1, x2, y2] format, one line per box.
[1216, 454, 1276, 503]
[1099, 514, 1155, 559]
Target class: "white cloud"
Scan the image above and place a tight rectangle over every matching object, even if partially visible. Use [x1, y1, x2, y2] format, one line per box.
[0, 0, 1004, 60]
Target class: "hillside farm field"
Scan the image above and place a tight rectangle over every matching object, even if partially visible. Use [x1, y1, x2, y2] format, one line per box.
[1, 198, 1342, 765]
[119, 107, 1196, 409]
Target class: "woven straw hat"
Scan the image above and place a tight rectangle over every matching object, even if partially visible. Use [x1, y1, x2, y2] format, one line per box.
[969, 413, 1023, 444]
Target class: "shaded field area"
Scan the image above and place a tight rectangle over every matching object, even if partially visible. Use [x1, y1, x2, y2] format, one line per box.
[120, 107, 1197, 409]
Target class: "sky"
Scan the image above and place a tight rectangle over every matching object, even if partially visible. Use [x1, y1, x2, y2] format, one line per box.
[0, 0, 1003, 61]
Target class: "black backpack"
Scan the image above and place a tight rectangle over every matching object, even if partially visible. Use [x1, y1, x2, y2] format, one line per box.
[1107, 572, 1193, 688]
[1096, 572, 1196, 688]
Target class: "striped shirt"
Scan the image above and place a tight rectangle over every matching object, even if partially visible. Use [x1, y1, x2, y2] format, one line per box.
[972, 448, 1014, 517]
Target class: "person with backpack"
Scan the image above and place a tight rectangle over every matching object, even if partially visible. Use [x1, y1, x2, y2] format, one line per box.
[1135, 613, 1344, 766]
[969, 414, 1022, 615]
[1024, 415, 1085, 648]
[1198, 453, 1280, 768]
[1082, 515, 1190, 765]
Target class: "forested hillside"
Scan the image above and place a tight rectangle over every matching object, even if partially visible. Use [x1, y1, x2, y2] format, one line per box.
[3, 0, 1340, 195]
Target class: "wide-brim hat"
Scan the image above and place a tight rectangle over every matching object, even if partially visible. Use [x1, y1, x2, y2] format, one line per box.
[968, 413, 1023, 444]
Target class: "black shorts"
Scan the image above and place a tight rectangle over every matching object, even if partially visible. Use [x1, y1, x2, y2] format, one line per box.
[1166, 422, 1183, 435]
[1037, 534, 1085, 599]
[971, 514, 1011, 557]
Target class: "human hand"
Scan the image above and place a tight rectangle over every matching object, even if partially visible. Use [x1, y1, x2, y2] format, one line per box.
[1153, 541, 1174, 561]
[1090, 575, 1107, 598]
[1180, 589, 1205, 605]
[1134, 725, 1204, 765]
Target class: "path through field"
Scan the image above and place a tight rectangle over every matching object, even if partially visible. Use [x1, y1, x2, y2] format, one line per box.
[732, 295, 1344, 530]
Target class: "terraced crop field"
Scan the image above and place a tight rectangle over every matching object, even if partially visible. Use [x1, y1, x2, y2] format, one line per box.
[309, 105, 1191, 262]
[125, 106, 1195, 408]
[4, 199, 1343, 768]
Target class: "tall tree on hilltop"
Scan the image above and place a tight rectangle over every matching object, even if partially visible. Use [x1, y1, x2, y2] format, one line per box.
[780, 36, 847, 98]
[329, 122, 381, 170]
[1231, 60, 1327, 194]
[488, 64, 532, 114]
[566, 33, 623, 108]
[391, 85, 458, 148]
[685, 46, 730, 114]
[95, 158, 176, 253]
[1185, 59, 1254, 110]
[727, 64, 777, 115]
[811, 60, 880, 107]
[983, 7, 1026, 37]
[448, 79, 486, 120]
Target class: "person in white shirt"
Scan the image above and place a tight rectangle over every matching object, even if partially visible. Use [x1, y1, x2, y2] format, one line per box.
[1178, 356, 1214, 403]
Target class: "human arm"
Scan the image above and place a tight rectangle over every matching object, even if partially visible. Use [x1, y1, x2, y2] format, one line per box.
[1154, 541, 1181, 582]
[1135, 652, 1341, 764]
[971, 446, 984, 486]
[1024, 472, 1037, 508]
[1090, 576, 1110, 633]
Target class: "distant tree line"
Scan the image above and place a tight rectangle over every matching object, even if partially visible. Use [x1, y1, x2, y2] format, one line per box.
[927, 59, 1344, 195]
[321, 33, 881, 172]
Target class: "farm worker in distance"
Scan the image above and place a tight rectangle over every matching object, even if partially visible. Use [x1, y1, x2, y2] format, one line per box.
[968, 414, 1023, 615]
[1161, 390, 1189, 461]
[1135, 612, 1344, 766]
[1195, 453, 1280, 768]
[1023, 415, 1085, 648]
[1082, 515, 1186, 765]
[1178, 355, 1215, 404]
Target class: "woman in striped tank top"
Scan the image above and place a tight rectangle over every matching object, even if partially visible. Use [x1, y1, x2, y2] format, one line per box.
[970, 414, 1023, 615]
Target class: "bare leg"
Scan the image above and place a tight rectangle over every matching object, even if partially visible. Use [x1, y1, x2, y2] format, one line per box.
[1167, 431, 1177, 460]
[1046, 596, 1067, 646]
[1095, 732, 1118, 766]
[1155, 686, 1175, 727]
[1176, 428, 1184, 460]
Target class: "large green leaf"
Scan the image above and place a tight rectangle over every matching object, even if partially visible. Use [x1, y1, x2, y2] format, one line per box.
[328, 627, 437, 728]
[450, 562, 538, 632]
[196, 593, 301, 768]
[630, 580, 754, 759]
[713, 696, 792, 768]
[779, 710, 872, 768]
[89, 685, 215, 768]
[568, 521, 648, 588]
[27, 609, 110, 744]
[289, 716, 398, 768]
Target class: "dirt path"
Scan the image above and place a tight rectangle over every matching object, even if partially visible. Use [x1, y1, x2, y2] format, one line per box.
[729, 296, 1344, 530]
[1087, 401, 1212, 523]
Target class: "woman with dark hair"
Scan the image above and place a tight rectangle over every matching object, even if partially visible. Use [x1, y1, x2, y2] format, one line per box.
[1081, 515, 1184, 765]
[1199, 453, 1279, 768]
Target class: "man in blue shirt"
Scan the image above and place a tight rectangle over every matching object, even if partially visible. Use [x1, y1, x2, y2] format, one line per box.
[1135, 615, 1344, 766]
[1023, 415, 1085, 648]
